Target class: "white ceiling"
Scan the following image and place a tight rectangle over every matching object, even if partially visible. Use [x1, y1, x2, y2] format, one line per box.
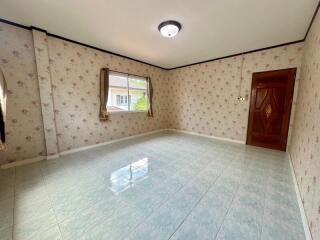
[0, 0, 318, 69]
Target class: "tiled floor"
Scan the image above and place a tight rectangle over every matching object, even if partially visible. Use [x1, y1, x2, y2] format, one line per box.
[0, 131, 305, 240]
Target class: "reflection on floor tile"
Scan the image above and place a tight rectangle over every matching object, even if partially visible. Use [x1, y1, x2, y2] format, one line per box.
[0, 131, 305, 240]
[109, 158, 149, 193]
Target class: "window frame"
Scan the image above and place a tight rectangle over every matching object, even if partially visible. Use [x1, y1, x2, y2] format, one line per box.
[107, 71, 148, 114]
[118, 95, 128, 105]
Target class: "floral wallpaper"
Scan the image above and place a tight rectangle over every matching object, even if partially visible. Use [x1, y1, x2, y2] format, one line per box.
[0, 23, 169, 163]
[0, 18, 319, 238]
[32, 30, 59, 156]
[0, 23, 45, 164]
[0, 22, 305, 164]
[47, 37, 169, 152]
[167, 43, 304, 144]
[289, 9, 320, 239]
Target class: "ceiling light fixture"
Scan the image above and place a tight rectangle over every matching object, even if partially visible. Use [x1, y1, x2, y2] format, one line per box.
[158, 20, 181, 38]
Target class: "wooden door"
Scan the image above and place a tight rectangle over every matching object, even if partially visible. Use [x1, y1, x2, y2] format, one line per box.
[246, 68, 296, 151]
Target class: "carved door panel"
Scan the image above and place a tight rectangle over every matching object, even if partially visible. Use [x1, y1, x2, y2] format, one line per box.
[247, 69, 296, 151]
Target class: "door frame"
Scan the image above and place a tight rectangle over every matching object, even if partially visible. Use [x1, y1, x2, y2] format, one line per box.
[246, 68, 297, 151]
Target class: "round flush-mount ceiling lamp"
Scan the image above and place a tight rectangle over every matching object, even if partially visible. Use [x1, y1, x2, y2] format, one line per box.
[158, 20, 182, 38]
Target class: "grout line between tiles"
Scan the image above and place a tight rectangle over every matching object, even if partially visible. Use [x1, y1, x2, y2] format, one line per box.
[167, 150, 245, 240]
[13, 162, 63, 239]
[120, 151, 225, 240]
[119, 170, 190, 240]
[212, 162, 249, 240]
[167, 163, 227, 240]
[40, 163, 64, 239]
[258, 170, 268, 240]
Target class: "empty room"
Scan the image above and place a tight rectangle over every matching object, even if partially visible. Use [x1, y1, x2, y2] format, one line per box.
[0, 0, 319, 239]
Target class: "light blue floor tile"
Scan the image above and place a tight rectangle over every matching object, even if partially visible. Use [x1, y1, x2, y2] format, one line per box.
[261, 220, 306, 240]
[0, 198, 14, 232]
[0, 132, 306, 240]
[0, 169, 14, 203]
[58, 207, 105, 240]
[0, 226, 12, 240]
[216, 220, 261, 240]
[14, 224, 61, 240]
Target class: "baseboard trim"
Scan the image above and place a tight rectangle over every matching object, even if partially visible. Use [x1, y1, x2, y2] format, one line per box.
[1, 156, 46, 169]
[59, 129, 165, 156]
[288, 152, 312, 240]
[167, 128, 246, 144]
[1, 129, 244, 169]
[46, 154, 60, 160]
[0, 129, 165, 169]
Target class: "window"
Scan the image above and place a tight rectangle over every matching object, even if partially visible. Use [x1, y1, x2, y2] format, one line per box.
[116, 95, 129, 105]
[107, 71, 148, 112]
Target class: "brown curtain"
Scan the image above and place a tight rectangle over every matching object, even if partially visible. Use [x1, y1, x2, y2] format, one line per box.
[99, 68, 109, 121]
[0, 67, 7, 151]
[147, 77, 153, 117]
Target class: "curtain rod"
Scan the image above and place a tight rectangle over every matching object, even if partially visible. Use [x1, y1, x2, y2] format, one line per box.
[109, 69, 148, 79]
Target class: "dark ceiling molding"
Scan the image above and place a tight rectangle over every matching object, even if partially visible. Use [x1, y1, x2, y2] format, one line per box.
[169, 0, 320, 70]
[30, 26, 47, 33]
[0, 0, 319, 71]
[304, 0, 320, 40]
[0, 18, 29, 30]
[0, 18, 166, 70]
[168, 39, 304, 70]
[45, 32, 166, 69]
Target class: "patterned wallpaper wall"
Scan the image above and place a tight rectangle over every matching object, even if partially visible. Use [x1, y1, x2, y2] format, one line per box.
[32, 30, 59, 157]
[0, 23, 45, 164]
[47, 37, 169, 152]
[0, 17, 319, 239]
[289, 10, 320, 239]
[0, 22, 305, 164]
[167, 43, 304, 143]
[0, 22, 169, 163]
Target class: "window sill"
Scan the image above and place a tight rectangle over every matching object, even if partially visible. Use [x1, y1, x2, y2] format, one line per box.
[108, 111, 148, 115]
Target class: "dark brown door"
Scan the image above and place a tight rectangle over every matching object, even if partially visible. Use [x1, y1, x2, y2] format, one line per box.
[246, 68, 296, 151]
